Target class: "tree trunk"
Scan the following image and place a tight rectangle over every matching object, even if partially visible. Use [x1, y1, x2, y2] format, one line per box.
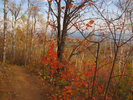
[25, 0, 30, 66]
[30, 15, 36, 61]
[58, 26, 67, 62]
[12, 21, 16, 60]
[57, 1, 68, 62]
[3, 0, 7, 64]
[110, 37, 112, 58]
[79, 53, 84, 71]
[57, 1, 61, 61]
[43, 2, 50, 55]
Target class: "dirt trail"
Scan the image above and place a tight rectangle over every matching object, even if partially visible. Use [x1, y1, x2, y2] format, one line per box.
[0, 64, 46, 100]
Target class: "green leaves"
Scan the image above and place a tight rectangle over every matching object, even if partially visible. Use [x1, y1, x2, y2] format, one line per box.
[81, 76, 85, 80]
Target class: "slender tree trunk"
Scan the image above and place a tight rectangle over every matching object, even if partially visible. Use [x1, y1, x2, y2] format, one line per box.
[123, 30, 125, 61]
[11, 13, 14, 54]
[12, 21, 16, 60]
[104, 39, 107, 57]
[118, 47, 122, 74]
[43, 2, 50, 55]
[11, 7, 16, 61]
[75, 55, 78, 68]
[30, 15, 35, 61]
[104, 28, 107, 58]
[110, 37, 112, 58]
[30, 16, 33, 61]
[79, 53, 84, 71]
[91, 42, 100, 99]
[118, 30, 125, 74]
[104, 47, 119, 100]
[57, 1, 61, 61]
[3, 0, 7, 64]
[42, 2, 50, 76]
[25, 0, 30, 66]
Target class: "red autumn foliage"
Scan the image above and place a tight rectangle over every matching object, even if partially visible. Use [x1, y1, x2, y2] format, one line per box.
[61, 6, 65, 9]
[69, 3, 73, 8]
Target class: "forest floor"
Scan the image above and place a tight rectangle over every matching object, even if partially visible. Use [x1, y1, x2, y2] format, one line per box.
[0, 63, 53, 100]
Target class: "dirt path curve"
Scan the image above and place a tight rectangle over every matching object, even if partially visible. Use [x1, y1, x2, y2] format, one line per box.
[6, 65, 44, 100]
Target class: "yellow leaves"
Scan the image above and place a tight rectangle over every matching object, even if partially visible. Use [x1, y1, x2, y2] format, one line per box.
[44, 76, 46, 79]
[50, 78, 53, 81]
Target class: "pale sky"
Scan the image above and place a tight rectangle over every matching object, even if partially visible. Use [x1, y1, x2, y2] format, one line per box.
[0, 0, 131, 33]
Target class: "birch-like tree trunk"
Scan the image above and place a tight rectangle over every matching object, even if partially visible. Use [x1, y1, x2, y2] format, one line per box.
[104, 26, 108, 58]
[30, 15, 34, 61]
[43, 2, 50, 55]
[25, 0, 30, 66]
[118, 30, 125, 74]
[12, 19, 16, 60]
[79, 53, 84, 71]
[8, 1, 22, 60]
[3, 0, 7, 64]
[118, 0, 127, 74]
[30, 15, 36, 61]
[118, 47, 122, 74]
[10, 4, 16, 60]
[110, 37, 112, 58]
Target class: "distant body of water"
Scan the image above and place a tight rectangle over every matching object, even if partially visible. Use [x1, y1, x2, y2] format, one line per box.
[69, 32, 133, 42]
[47, 32, 133, 42]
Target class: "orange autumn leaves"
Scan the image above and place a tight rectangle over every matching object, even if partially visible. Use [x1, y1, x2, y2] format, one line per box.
[60, 0, 95, 10]
[69, 3, 73, 8]
[86, 20, 94, 27]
